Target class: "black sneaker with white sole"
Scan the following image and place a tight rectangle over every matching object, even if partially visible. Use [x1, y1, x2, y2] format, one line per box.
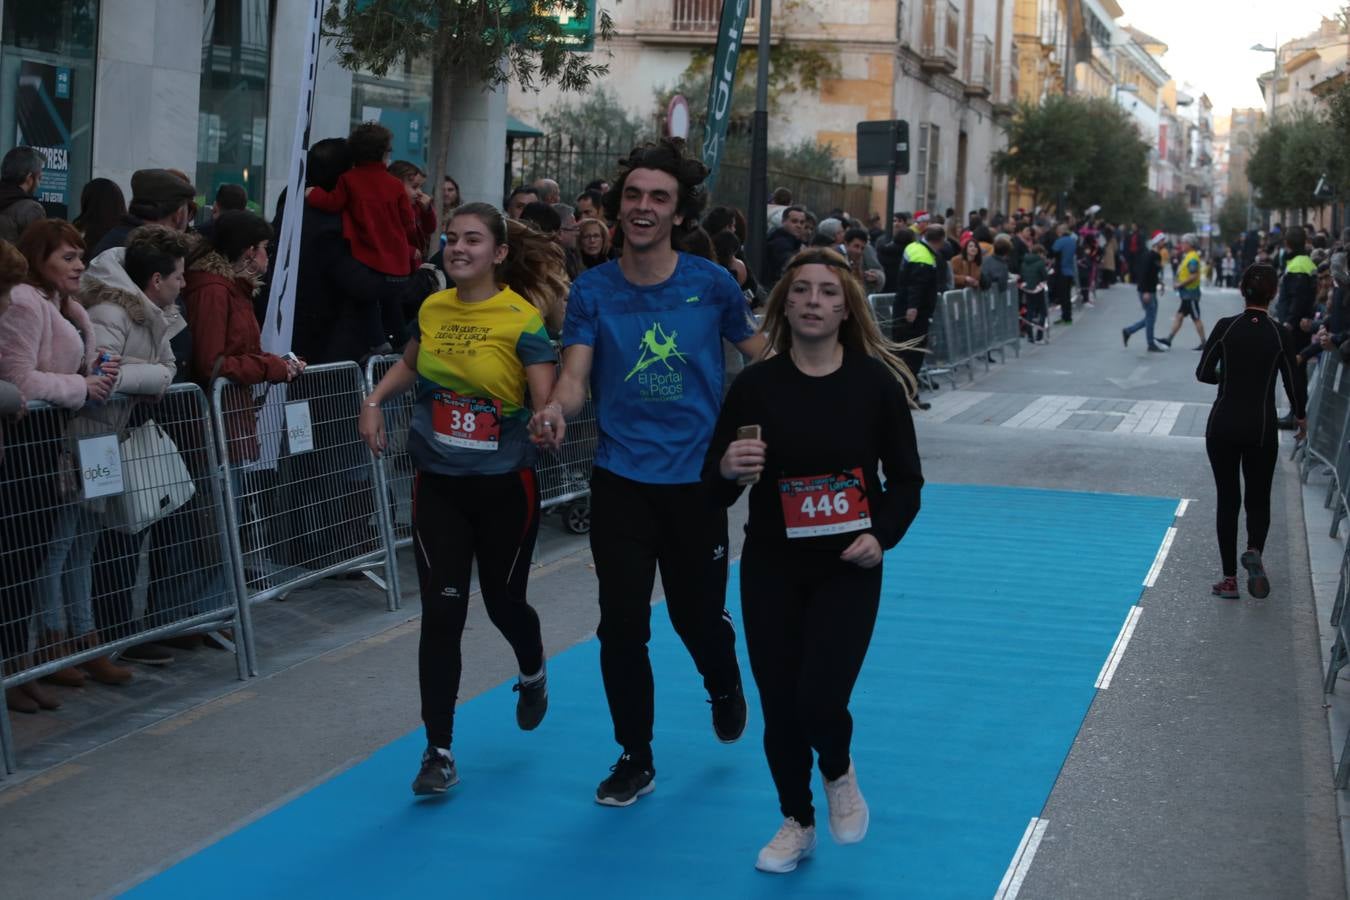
[513, 669, 548, 731]
[411, 746, 459, 796]
[710, 682, 747, 743]
[595, 753, 655, 807]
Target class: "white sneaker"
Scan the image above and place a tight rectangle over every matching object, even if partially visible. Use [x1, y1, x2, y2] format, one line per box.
[824, 761, 870, 844]
[755, 817, 817, 873]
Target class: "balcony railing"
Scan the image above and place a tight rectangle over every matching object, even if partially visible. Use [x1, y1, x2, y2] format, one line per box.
[671, 0, 721, 32]
[964, 35, 993, 96]
[920, 0, 959, 74]
[637, 0, 782, 41]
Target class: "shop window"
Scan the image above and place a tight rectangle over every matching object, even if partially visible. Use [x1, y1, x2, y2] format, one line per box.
[351, 55, 432, 171]
[0, 0, 100, 219]
[196, 0, 274, 216]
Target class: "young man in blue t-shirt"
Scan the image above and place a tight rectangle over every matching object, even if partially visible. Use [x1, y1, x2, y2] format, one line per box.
[534, 139, 767, 807]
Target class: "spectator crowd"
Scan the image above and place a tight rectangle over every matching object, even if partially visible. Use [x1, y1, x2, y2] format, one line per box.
[1, 123, 1347, 716]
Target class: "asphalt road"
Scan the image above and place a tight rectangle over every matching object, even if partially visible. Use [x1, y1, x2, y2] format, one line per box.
[0, 281, 1343, 899]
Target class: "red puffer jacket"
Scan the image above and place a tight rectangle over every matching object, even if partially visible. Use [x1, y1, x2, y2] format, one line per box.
[183, 251, 290, 462]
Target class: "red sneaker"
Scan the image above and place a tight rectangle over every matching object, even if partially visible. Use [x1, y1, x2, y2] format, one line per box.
[1211, 576, 1238, 599]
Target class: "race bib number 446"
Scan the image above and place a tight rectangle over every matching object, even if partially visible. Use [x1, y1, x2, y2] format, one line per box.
[778, 467, 872, 539]
[431, 390, 501, 450]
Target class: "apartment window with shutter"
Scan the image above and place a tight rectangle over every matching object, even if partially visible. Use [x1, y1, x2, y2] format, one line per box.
[926, 125, 941, 211]
[915, 123, 929, 211]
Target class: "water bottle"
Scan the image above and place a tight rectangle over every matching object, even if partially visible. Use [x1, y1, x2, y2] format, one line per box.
[90, 350, 110, 406]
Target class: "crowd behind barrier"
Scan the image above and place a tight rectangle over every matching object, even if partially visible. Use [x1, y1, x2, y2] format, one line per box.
[0, 384, 243, 772]
[0, 282, 1052, 775]
[867, 285, 1024, 389]
[1301, 355, 1350, 789]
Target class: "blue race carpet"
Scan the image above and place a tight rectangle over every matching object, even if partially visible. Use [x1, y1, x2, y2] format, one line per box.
[129, 483, 1176, 899]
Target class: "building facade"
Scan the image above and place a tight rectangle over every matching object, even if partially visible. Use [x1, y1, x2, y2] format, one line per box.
[1257, 17, 1349, 120]
[0, 0, 509, 221]
[508, 0, 1018, 219]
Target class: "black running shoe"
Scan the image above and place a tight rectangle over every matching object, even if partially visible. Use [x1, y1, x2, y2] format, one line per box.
[411, 746, 458, 796]
[513, 669, 548, 731]
[710, 682, 747, 743]
[1122, 328, 1131, 347]
[1241, 549, 1270, 599]
[595, 753, 655, 807]
[1157, 336, 1172, 347]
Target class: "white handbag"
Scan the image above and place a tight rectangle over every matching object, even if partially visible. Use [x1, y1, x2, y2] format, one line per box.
[104, 419, 195, 534]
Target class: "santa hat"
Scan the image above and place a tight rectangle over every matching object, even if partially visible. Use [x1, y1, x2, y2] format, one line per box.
[1148, 230, 1166, 248]
[914, 210, 931, 224]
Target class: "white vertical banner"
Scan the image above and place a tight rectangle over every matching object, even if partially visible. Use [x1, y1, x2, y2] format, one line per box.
[260, 0, 322, 355]
[251, 0, 322, 473]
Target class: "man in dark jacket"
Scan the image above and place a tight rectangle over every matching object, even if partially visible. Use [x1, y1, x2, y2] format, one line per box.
[894, 225, 946, 407]
[0, 146, 45, 242]
[290, 138, 396, 364]
[90, 169, 196, 258]
[1122, 230, 1166, 351]
[1275, 226, 1317, 351]
[762, 204, 808, 286]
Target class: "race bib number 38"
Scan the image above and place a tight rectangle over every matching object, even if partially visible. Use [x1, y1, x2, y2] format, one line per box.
[778, 467, 872, 539]
[431, 390, 501, 450]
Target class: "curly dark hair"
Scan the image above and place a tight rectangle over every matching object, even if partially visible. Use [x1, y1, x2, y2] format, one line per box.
[348, 121, 393, 165]
[602, 138, 709, 245]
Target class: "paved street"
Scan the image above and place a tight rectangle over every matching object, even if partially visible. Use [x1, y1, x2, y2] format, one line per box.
[1, 281, 1346, 898]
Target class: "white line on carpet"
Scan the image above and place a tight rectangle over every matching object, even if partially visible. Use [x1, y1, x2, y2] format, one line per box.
[1096, 606, 1143, 690]
[994, 817, 1050, 900]
[1143, 527, 1177, 587]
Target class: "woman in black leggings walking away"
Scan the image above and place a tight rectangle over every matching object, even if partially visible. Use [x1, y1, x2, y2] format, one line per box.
[1197, 263, 1307, 600]
[706, 247, 924, 873]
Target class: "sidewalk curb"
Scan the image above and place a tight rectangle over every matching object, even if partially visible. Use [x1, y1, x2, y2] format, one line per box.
[1300, 464, 1350, 900]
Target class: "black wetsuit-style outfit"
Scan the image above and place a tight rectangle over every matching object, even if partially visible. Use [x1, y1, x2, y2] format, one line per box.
[1196, 308, 1307, 577]
[704, 349, 924, 826]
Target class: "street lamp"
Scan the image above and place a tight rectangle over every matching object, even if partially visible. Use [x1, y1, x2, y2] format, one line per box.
[1251, 39, 1279, 119]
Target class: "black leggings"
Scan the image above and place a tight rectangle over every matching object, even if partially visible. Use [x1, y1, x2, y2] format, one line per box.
[1205, 436, 1278, 577]
[588, 467, 740, 763]
[740, 542, 882, 827]
[413, 468, 544, 750]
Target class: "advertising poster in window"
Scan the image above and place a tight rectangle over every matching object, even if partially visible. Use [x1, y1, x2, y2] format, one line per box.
[15, 60, 73, 210]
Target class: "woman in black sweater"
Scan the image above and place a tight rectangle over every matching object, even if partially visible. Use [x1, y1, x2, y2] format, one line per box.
[1197, 263, 1307, 600]
[705, 247, 924, 874]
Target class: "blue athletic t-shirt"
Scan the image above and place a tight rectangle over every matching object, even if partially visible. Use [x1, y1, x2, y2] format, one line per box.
[563, 253, 756, 484]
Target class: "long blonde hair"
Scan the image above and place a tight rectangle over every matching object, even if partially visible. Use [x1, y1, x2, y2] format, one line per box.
[759, 247, 919, 399]
[452, 202, 569, 332]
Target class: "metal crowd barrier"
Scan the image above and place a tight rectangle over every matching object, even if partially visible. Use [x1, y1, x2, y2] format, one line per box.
[1297, 353, 1350, 787]
[364, 353, 598, 540]
[212, 361, 401, 675]
[868, 286, 1023, 390]
[0, 385, 244, 773]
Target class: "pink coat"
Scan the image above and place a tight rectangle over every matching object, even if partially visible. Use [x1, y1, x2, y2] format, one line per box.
[0, 283, 98, 411]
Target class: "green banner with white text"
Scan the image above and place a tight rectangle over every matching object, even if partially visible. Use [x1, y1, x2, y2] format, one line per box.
[702, 0, 751, 194]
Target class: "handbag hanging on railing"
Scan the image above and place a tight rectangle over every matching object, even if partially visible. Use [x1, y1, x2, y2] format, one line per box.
[104, 418, 195, 534]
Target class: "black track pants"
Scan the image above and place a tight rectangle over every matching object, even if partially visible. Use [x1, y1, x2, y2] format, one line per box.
[413, 468, 544, 750]
[1205, 436, 1278, 577]
[740, 541, 882, 827]
[588, 466, 741, 763]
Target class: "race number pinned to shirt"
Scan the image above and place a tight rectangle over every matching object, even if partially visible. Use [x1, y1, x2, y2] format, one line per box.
[285, 401, 315, 454]
[778, 467, 871, 539]
[431, 389, 502, 450]
[79, 433, 124, 499]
